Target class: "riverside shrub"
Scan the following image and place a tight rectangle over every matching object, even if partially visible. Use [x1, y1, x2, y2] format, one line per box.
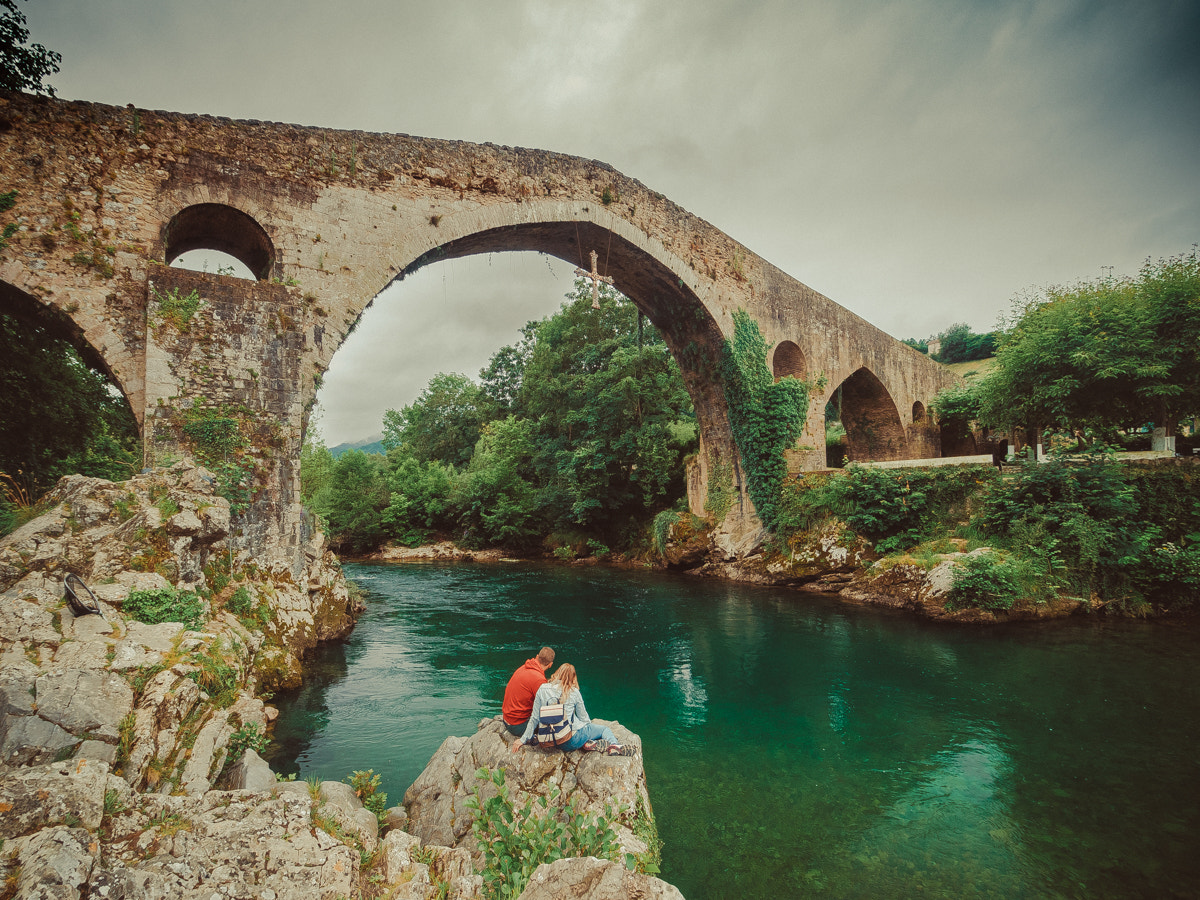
[464, 766, 629, 900]
[979, 449, 1152, 599]
[946, 550, 1026, 610]
[786, 463, 995, 552]
[123, 587, 205, 630]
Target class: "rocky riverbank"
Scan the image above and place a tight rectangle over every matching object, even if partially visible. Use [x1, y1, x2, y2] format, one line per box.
[366, 517, 1087, 625]
[0, 465, 684, 899]
[681, 520, 1089, 624]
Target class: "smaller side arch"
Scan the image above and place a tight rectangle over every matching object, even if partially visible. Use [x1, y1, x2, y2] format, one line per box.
[163, 204, 275, 280]
[912, 400, 926, 423]
[772, 340, 807, 381]
[838, 367, 907, 462]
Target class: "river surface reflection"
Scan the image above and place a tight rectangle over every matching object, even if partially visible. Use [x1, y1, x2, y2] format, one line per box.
[265, 562, 1200, 899]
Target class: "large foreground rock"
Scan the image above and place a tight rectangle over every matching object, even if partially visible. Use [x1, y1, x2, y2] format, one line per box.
[519, 856, 685, 900]
[405, 716, 657, 867]
[0, 465, 370, 898]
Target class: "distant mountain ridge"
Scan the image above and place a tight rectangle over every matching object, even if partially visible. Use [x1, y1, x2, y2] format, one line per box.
[329, 434, 385, 457]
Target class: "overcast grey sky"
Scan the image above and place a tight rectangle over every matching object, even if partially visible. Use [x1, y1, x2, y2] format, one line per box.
[27, 0, 1200, 444]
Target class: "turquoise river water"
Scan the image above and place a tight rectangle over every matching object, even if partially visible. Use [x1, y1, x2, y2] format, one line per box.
[265, 562, 1200, 899]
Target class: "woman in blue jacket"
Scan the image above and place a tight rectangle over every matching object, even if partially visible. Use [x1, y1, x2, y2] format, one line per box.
[510, 663, 637, 756]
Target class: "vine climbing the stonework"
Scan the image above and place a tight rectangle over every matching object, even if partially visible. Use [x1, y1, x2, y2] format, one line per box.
[719, 309, 814, 531]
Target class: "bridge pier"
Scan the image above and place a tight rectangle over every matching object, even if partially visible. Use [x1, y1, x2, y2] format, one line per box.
[143, 266, 311, 574]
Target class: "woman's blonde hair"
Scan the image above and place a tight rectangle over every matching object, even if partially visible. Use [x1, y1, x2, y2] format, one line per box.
[551, 663, 578, 703]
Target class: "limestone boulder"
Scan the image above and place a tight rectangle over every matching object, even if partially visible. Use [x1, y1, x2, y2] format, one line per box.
[221, 748, 276, 792]
[0, 758, 110, 840]
[379, 829, 483, 899]
[0, 593, 59, 644]
[90, 789, 360, 899]
[108, 620, 186, 671]
[315, 778, 380, 853]
[124, 666, 203, 789]
[0, 712, 78, 766]
[0, 667, 36, 716]
[35, 667, 134, 740]
[518, 856, 685, 900]
[405, 717, 656, 867]
[770, 519, 874, 581]
[11, 825, 98, 900]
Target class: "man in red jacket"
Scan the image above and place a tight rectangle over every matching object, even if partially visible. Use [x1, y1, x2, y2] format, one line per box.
[502, 646, 555, 736]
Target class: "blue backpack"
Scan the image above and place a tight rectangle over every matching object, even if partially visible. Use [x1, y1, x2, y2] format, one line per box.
[535, 700, 573, 747]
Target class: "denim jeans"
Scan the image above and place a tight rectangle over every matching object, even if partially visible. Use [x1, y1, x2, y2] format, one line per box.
[561, 722, 617, 751]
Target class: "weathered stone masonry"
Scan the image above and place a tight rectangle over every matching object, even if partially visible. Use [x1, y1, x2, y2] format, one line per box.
[0, 90, 956, 568]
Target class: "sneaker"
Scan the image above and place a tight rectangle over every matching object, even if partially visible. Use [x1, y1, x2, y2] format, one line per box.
[586, 739, 610, 753]
[606, 744, 638, 757]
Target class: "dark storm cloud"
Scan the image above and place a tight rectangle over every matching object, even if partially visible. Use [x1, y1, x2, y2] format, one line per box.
[24, 0, 1199, 442]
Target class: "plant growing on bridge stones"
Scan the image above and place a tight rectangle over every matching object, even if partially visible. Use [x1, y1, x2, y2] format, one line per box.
[719, 309, 812, 531]
[0, 189, 17, 251]
[151, 285, 203, 330]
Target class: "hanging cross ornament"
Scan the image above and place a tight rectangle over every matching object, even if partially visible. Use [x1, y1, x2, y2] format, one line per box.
[575, 249, 614, 309]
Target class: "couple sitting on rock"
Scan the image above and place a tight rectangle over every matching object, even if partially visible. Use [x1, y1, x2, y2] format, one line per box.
[502, 646, 637, 756]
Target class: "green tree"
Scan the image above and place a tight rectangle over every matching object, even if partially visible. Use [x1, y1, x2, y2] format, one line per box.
[452, 416, 540, 548]
[0, 311, 139, 496]
[932, 323, 997, 364]
[930, 381, 983, 441]
[323, 449, 389, 553]
[381, 446, 456, 546]
[381, 372, 483, 469]
[1138, 249, 1200, 433]
[518, 279, 696, 532]
[1, 0, 60, 94]
[975, 261, 1195, 435]
[478, 322, 538, 421]
[299, 430, 336, 513]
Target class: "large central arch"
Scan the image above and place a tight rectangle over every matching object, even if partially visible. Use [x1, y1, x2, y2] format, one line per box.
[374, 217, 734, 489]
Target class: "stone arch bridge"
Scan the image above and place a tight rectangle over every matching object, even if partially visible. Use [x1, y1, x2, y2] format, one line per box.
[0, 91, 956, 569]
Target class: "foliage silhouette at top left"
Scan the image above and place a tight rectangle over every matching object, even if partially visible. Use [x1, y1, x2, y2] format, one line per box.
[0, 0, 60, 94]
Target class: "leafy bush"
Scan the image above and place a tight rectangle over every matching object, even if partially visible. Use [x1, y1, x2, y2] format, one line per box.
[979, 449, 1151, 598]
[190, 640, 239, 705]
[1126, 468, 1200, 543]
[227, 722, 268, 758]
[464, 766, 629, 900]
[226, 585, 252, 615]
[123, 587, 206, 630]
[345, 768, 389, 826]
[822, 464, 994, 552]
[225, 584, 273, 630]
[1139, 537, 1200, 608]
[946, 551, 1026, 611]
